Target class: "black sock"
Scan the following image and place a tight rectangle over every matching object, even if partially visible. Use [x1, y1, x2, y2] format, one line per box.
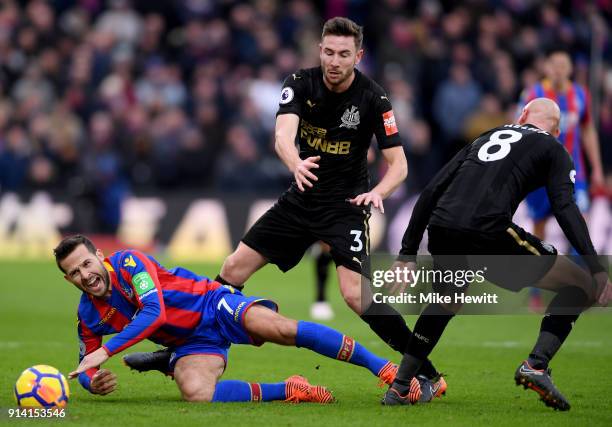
[315, 251, 332, 301]
[418, 359, 439, 379]
[214, 274, 244, 291]
[360, 302, 440, 378]
[393, 303, 455, 385]
[393, 354, 423, 393]
[408, 303, 455, 359]
[527, 286, 588, 369]
[527, 330, 562, 370]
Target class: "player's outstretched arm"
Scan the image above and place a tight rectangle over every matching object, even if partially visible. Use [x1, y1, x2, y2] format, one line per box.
[350, 146, 407, 213]
[546, 145, 605, 275]
[275, 113, 320, 191]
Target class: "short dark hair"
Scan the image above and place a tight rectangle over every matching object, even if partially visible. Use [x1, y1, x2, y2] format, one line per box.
[53, 234, 97, 273]
[322, 17, 363, 50]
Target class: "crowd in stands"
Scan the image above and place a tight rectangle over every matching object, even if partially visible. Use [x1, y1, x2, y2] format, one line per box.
[0, 0, 610, 231]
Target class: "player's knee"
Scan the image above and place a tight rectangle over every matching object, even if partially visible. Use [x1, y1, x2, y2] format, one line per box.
[275, 316, 297, 344]
[221, 253, 242, 283]
[341, 288, 362, 314]
[564, 271, 597, 306]
[180, 380, 215, 402]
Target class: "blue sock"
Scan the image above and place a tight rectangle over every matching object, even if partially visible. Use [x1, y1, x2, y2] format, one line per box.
[212, 380, 286, 402]
[295, 320, 389, 376]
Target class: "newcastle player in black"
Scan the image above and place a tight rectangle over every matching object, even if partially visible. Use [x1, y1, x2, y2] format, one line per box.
[218, 17, 447, 395]
[125, 16, 445, 398]
[384, 98, 612, 409]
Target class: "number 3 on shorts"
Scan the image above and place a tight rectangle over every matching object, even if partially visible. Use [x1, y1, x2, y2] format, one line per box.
[350, 229, 363, 252]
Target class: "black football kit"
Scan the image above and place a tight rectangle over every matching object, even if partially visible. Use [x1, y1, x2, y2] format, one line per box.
[399, 123, 603, 289]
[243, 67, 401, 274]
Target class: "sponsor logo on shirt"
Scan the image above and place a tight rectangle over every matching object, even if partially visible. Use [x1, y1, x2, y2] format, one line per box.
[98, 307, 117, 326]
[382, 110, 398, 136]
[299, 120, 351, 155]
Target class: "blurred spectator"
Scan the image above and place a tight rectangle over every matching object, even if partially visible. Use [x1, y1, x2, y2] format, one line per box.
[215, 123, 273, 193]
[83, 111, 129, 233]
[403, 120, 439, 195]
[135, 59, 187, 112]
[0, 125, 31, 191]
[150, 107, 189, 186]
[463, 94, 508, 143]
[433, 63, 482, 145]
[95, 0, 143, 47]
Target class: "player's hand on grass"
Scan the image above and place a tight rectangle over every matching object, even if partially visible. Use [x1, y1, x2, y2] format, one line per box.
[69, 347, 109, 379]
[89, 369, 118, 395]
[294, 155, 320, 191]
[349, 191, 384, 213]
[387, 260, 417, 296]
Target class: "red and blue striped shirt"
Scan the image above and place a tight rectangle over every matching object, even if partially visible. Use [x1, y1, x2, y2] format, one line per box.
[77, 249, 222, 391]
[520, 79, 592, 182]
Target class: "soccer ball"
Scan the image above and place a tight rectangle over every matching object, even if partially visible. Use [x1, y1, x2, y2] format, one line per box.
[14, 365, 70, 407]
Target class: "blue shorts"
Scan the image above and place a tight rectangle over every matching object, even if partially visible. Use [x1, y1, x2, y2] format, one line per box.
[526, 181, 590, 221]
[169, 286, 278, 370]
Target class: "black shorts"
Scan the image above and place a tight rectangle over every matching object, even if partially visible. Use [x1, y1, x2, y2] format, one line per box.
[427, 223, 557, 292]
[242, 192, 371, 275]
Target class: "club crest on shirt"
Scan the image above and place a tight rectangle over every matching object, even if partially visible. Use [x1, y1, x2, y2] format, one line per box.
[340, 105, 360, 129]
[120, 282, 134, 298]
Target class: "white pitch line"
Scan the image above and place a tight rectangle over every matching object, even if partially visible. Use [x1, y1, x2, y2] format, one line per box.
[0, 341, 69, 349]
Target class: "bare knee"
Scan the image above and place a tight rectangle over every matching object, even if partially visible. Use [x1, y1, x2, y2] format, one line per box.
[337, 267, 363, 314]
[174, 355, 224, 403]
[275, 316, 298, 344]
[341, 286, 362, 314]
[180, 380, 215, 402]
[220, 252, 242, 283]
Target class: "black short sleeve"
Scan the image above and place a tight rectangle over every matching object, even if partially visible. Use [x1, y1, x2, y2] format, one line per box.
[546, 145, 576, 211]
[276, 72, 307, 117]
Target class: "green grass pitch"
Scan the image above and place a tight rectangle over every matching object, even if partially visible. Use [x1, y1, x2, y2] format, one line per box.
[0, 259, 611, 426]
